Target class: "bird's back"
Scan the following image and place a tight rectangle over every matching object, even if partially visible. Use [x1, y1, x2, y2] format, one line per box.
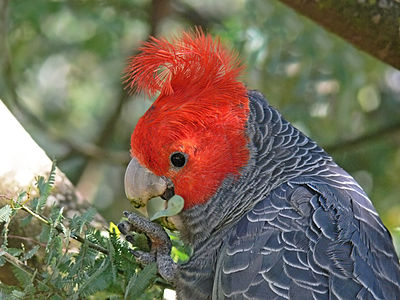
[213, 91, 400, 299]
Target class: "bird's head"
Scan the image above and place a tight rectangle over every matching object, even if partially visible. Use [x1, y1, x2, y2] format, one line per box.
[124, 29, 250, 210]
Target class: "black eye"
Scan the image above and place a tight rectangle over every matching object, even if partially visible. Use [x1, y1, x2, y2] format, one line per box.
[170, 152, 187, 168]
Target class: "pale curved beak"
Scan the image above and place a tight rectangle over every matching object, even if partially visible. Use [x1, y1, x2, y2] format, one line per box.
[124, 157, 174, 207]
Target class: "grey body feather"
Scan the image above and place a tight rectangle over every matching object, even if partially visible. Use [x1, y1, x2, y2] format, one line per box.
[174, 91, 400, 299]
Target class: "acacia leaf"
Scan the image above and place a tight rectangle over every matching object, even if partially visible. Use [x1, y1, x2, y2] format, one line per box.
[147, 195, 184, 221]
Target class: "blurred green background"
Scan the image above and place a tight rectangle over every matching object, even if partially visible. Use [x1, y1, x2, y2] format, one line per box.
[1, 0, 399, 252]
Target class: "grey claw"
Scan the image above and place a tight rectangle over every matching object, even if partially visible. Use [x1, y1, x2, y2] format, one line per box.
[118, 220, 131, 235]
[125, 234, 135, 244]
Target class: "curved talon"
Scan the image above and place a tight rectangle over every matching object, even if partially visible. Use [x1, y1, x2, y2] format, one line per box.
[118, 220, 132, 235]
[125, 234, 135, 244]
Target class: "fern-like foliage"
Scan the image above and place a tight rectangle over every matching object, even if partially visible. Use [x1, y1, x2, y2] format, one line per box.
[35, 161, 56, 214]
[0, 162, 179, 299]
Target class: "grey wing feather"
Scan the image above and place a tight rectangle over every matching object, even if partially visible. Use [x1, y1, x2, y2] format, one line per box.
[214, 181, 400, 300]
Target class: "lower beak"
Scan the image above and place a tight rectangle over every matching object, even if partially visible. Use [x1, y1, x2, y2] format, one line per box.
[124, 157, 174, 207]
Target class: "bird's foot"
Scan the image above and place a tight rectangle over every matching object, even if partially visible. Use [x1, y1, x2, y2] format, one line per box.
[118, 211, 178, 282]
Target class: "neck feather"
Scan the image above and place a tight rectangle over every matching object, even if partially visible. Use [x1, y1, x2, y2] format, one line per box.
[176, 90, 332, 247]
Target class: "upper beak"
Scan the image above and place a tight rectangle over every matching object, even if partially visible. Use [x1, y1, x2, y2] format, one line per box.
[124, 157, 174, 207]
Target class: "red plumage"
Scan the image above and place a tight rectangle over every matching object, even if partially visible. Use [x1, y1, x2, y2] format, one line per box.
[125, 28, 244, 98]
[125, 29, 250, 208]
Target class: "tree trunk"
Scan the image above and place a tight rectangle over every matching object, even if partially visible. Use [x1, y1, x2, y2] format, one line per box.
[277, 0, 400, 70]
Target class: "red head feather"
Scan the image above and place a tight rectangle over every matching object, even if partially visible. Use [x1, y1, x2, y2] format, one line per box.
[125, 28, 244, 97]
[126, 29, 250, 208]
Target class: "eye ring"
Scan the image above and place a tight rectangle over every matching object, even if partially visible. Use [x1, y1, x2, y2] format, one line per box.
[170, 152, 187, 168]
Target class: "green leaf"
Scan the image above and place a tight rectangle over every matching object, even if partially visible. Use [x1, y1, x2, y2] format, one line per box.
[147, 195, 184, 221]
[22, 245, 40, 262]
[22, 283, 36, 296]
[45, 206, 64, 260]
[35, 161, 56, 213]
[20, 214, 33, 227]
[0, 282, 17, 297]
[49, 206, 64, 226]
[15, 192, 27, 206]
[124, 263, 157, 300]
[0, 256, 5, 267]
[127, 233, 149, 253]
[106, 237, 117, 283]
[78, 258, 111, 297]
[80, 208, 96, 229]
[7, 248, 23, 257]
[171, 246, 190, 264]
[35, 176, 47, 212]
[70, 208, 97, 235]
[0, 205, 12, 223]
[11, 266, 31, 286]
[11, 289, 25, 299]
[38, 225, 50, 243]
[82, 208, 96, 223]
[45, 235, 62, 265]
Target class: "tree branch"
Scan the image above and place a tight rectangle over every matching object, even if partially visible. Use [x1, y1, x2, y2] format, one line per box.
[324, 120, 400, 154]
[277, 0, 400, 69]
[171, 0, 222, 28]
[2, 252, 45, 282]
